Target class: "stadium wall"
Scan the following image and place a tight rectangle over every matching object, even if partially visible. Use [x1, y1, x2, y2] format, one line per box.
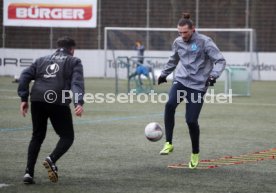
[0, 49, 275, 80]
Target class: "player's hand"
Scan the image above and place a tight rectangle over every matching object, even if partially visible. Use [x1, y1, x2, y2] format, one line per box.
[158, 75, 167, 85]
[75, 105, 83, 117]
[20, 102, 29, 117]
[206, 76, 216, 86]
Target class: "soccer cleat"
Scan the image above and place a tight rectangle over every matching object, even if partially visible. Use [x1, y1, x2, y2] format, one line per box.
[43, 157, 58, 183]
[188, 153, 200, 169]
[23, 173, 35, 184]
[159, 142, 174, 155]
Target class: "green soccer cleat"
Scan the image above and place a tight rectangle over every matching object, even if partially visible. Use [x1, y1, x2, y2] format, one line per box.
[159, 142, 174, 155]
[188, 153, 200, 169]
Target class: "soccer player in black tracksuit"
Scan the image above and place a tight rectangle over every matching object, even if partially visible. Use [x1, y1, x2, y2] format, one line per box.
[18, 37, 85, 184]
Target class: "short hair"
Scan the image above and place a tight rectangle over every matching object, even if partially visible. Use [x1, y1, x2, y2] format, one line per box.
[56, 36, 76, 49]
[177, 12, 194, 28]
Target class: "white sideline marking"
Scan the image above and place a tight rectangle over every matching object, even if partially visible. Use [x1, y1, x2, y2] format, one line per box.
[211, 102, 276, 107]
[0, 94, 276, 107]
[0, 96, 20, 99]
[0, 184, 10, 188]
[0, 89, 16, 92]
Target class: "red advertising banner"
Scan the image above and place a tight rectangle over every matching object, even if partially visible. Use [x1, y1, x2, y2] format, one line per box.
[4, 0, 97, 28]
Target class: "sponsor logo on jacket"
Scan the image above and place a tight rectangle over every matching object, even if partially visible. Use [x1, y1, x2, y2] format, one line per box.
[44, 63, 59, 78]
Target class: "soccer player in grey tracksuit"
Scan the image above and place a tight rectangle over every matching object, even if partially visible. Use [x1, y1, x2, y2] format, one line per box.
[158, 13, 226, 169]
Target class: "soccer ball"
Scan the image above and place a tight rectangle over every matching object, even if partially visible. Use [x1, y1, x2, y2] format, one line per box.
[144, 122, 163, 142]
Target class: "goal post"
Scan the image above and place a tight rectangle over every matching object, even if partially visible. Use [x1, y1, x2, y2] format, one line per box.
[104, 27, 256, 95]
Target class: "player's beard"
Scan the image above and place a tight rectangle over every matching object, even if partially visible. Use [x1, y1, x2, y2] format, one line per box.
[182, 34, 193, 42]
[183, 37, 190, 42]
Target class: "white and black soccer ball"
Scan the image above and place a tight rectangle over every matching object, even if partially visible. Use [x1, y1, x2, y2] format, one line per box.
[144, 122, 163, 142]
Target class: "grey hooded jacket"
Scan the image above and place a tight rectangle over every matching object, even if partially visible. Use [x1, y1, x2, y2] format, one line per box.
[161, 31, 226, 91]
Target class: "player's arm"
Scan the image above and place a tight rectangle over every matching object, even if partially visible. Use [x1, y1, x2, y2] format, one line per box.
[17, 60, 37, 116]
[71, 58, 85, 116]
[204, 38, 226, 86]
[158, 41, 180, 84]
[205, 38, 226, 78]
[161, 41, 180, 77]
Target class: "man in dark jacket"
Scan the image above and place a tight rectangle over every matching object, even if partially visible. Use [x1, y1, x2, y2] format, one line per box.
[18, 36, 85, 184]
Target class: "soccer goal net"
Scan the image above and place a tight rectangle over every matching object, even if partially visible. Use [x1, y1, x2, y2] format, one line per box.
[104, 27, 256, 95]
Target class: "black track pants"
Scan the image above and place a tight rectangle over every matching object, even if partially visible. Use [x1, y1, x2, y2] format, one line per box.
[164, 81, 205, 154]
[25, 102, 74, 176]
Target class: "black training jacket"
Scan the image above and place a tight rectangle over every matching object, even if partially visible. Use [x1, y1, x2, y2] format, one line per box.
[18, 48, 85, 106]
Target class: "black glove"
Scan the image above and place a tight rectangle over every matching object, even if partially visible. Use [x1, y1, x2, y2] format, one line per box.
[158, 75, 167, 85]
[206, 76, 216, 86]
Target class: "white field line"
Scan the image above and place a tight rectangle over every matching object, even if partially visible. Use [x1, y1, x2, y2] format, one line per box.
[0, 184, 10, 188]
[207, 102, 276, 107]
[0, 96, 20, 99]
[0, 94, 276, 107]
[121, 100, 276, 107]
[0, 89, 16, 92]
